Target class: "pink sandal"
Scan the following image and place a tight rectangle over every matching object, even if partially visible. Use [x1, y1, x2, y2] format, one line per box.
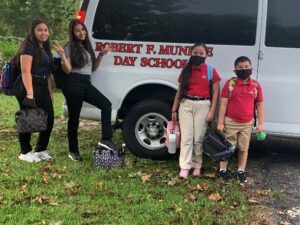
[179, 169, 189, 179]
[192, 168, 201, 177]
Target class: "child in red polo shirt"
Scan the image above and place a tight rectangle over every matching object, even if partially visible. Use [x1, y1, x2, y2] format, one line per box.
[172, 43, 221, 179]
[217, 56, 264, 183]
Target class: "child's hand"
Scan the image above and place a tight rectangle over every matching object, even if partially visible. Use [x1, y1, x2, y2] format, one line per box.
[256, 123, 264, 132]
[217, 123, 225, 133]
[171, 112, 178, 121]
[206, 111, 214, 122]
[99, 45, 113, 56]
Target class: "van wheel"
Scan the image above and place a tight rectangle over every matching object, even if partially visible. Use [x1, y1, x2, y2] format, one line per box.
[122, 100, 171, 159]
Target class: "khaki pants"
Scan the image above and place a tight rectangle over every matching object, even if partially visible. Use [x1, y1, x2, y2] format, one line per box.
[179, 99, 210, 169]
[224, 117, 253, 152]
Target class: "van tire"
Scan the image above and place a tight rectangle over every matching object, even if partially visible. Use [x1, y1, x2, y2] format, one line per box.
[122, 100, 171, 159]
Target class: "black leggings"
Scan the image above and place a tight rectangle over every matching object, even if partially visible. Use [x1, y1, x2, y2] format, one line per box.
[62, 73, 112, 153]
[14, 75, 54, 154]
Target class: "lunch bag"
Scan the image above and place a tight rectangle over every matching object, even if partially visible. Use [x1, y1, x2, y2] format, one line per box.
[94, 143, 125, 169]
[165, 120, 180, 154]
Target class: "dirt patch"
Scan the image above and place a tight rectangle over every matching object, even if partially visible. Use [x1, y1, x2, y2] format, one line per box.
[246, 136, 300, 225]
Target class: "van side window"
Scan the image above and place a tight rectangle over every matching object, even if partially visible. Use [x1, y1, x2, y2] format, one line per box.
[92, 0, 258, 46]
[266, 0, 300, 48]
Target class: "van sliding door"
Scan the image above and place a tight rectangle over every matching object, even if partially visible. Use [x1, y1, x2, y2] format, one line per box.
[258, 0, 300, 135]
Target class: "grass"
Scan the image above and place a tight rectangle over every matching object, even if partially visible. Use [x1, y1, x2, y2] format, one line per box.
[0, 91, 250, 225]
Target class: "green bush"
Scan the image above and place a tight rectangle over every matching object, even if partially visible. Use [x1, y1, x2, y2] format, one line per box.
[0, 38, 21, 62]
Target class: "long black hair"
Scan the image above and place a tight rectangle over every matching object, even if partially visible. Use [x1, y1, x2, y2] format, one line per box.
[179, 43, 208, 101]
[16, 19, 52, 70]
[67, 19, 96, 68]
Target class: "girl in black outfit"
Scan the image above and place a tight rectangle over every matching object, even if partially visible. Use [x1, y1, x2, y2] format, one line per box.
[53, 19, 115, 161]
[14, 19, 54, 163]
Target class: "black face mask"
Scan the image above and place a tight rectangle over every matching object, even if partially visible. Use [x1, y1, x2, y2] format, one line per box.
[190, 55, 205, 66]
[235, 69, 252, 80]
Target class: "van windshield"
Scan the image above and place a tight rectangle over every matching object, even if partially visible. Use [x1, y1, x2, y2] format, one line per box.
[92, 0, 258, 45]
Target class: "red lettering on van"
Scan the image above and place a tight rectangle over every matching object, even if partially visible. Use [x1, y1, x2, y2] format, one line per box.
[207, 47, 214, 57]
[140, 57, 188, 69]
[95, 42, 214, 58]
[146, 45, 155, 54]
[114, 56, 137, 66]
[158, 45, 191, 56]
[95, 42, 143, 54]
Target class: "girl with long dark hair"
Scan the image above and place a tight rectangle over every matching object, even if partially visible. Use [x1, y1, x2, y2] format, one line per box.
[14, 19, 54, 162]
[171, 43, 221, 178]
[53, 19, 115, 161]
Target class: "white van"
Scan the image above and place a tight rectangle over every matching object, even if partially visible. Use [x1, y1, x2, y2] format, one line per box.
[70, 0, 300, 159]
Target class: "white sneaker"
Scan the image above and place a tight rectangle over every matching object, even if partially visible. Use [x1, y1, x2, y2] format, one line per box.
[18, 152, 42, 163]
[35, 150, 52, 160]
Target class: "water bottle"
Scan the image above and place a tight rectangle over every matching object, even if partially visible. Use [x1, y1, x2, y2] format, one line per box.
[256, 131, 266, 141]
[121, 143, 126, 154]
[168, 131, 176, 154]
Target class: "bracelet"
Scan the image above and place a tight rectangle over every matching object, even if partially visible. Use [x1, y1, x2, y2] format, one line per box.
[172, 111, 177, 113]
[27, 93, 33, 96]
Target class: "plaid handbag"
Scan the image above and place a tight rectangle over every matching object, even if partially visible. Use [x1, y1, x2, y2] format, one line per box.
[94, 143, 125, 169]
[15, 108, 48, 133]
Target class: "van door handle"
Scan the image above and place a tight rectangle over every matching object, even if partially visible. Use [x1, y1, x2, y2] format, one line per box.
[258, 50, 264, 60]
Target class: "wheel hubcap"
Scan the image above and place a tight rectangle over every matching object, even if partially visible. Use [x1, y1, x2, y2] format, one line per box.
[135, 113, 168, 150]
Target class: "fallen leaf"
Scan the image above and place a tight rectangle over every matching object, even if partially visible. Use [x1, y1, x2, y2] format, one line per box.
[184, 193, 197, 202]
[41, 174, 50, 183]
[280, 222, 291, 225]
[51, 172, 62, 179]
[277, 211, 285, 215]
[175, 204, 182, 214]
[96, 182, 107, 190]
[49, 221, 63, 225]
[64, 182, 82, 196]
[255, 189, 271, 197]
[203, 172, 216, 178]
[192, 220, 198, 225]
[19, 183, 28, 195]
[40, 164, 51, 173]
[30, 195, 59, 206]
[191, 183, 210, 192]
[141, 174, 151, 183]
[248, 198, 259, 204]
[209, 193, 221, 201]
[128, 172, 138, 178]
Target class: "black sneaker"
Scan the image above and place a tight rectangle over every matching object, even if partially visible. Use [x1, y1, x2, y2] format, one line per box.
[219, 170, 230, 181]
[237, 171, 247, 183]
[68, 152, 82, 161]
[98, 139, 117, 150]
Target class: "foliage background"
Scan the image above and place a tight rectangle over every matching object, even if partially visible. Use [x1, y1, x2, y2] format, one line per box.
[0, 0, 80, 62]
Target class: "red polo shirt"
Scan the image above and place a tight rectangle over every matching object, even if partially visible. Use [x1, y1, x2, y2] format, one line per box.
[221, 77, 263, 123]
[178, 64, 221, 98]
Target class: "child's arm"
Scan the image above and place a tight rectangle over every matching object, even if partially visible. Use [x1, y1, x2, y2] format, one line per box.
[206, 81, 220, 122]
[171, 85, 181, 121]
[217, 97, 229, 132]
[256, 102, 264, 131]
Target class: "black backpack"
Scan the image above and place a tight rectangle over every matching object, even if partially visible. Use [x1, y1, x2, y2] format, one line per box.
[0, 58, 20, 95]
[202, 131, 235, 162]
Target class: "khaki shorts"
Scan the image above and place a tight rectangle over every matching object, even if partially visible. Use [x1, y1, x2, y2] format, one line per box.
[224, 117, 253, 152]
